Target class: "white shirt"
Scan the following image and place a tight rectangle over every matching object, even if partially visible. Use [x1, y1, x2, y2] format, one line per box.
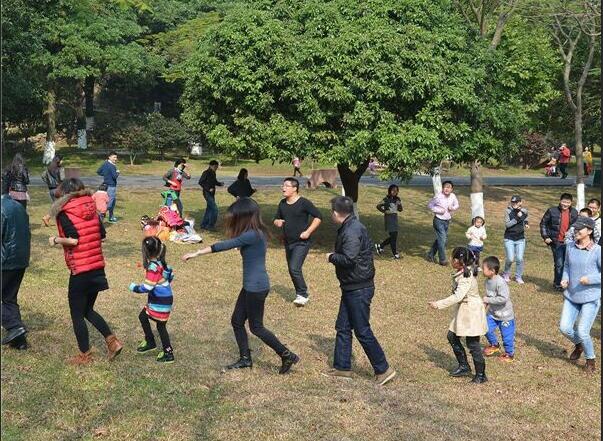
[466, 225, 487, 247]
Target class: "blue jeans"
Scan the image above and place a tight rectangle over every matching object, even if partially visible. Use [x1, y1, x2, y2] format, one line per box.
[503, 239, 526, 278]
[549, 243, 566, 287]
[201, 190, 218, 228]
[334, 286, 389, 375]
[485, 315, 516, 355]
[285, 241, 311, 298]
[107, 186, 117, 218]
[559, 298, 601, 359]
[428, 217, 449, 263]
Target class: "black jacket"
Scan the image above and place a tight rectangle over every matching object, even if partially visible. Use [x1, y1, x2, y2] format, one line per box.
[329, 215, 375, 291]
[540, 205, 578, 244]
[198, 168, 223, 192]
[2, 166, 29, 193]
[227, 179, 255, 198]
[1, 195, 31, 270]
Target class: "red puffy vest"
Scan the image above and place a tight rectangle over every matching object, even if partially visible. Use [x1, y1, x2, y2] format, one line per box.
[169, 169, 182, 191]
[57, 195, 105, 275]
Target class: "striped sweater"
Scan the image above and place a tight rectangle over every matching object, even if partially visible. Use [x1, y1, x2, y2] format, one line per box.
[130, 261, 174, 321]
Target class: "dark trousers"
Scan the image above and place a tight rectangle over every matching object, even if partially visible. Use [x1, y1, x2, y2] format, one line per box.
[15, 199, 27, 209]
[231, 288, 287, 357]
[201, 190, 218, 228]
[549, 242, 567, 287]
[334, 286, 389, 375]
[174, 190, 184, 218]
[428, 217, 450, 263]
[68, 290, 112, 353]
[139, 309, 171, 350]
[1, 269, 26, 331]
[447, 331, 484, 364]
[559, 163, 568, 178]
[285, 241, 311, 298]
[380, 231, 398, 255]
[293, 167, 302, 176]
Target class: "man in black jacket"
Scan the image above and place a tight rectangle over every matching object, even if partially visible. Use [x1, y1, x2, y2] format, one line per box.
[540, 193, 579, 290]
[323, 196, 396, 386]
[198, 160, 223, 230]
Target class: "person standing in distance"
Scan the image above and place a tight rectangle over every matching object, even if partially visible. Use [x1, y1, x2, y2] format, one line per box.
[198, 160, 223, 231]
[323, 196, 396, 385]
[426, 180, 459, 266]
[273, 177, 322, 307]
[96, 151, 120, 223]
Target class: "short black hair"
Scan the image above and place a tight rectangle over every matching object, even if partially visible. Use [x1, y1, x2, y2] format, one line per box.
[99, 183, 108, 191]
[580, 207, 593, 216]
[472, 216, 485, 226]
[560, 193, 573, 201]
[330, 196, 354, 215]
[174, 158, 186, 167]
[108, 151, 117, 157]
[442, 180, 454, 188]
[209, 160, 219, 166]
[283, 177, 299, 192]
[588, 198, 601, 208]
[482, 256, 500, 274]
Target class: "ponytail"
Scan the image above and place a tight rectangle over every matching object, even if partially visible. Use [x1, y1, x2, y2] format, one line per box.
[452, 246, 479, 278]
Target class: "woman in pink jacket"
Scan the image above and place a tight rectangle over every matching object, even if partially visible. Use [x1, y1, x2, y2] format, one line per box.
[425, 180, 459, 265]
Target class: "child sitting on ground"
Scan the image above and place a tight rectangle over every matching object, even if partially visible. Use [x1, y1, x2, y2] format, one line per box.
[129, 237, 175, 363]
[429, 247, 488, 384]
[481, 256, 516, 363]
[465, 216, 487, 265]
[375, 184, 403, 259]
[92, 183, 110, 220]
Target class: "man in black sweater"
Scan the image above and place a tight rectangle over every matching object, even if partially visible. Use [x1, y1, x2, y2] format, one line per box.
[198, 160, 223, 230]
[323, 196, 396, 386]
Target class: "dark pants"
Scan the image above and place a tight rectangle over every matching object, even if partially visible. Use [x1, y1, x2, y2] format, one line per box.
[559, 163, 568, 178]
[201, 190, 218, 228]
[467, 245, 483, 266]
[285, 241, 311, 298]
[231, 288, 288, 357]
[68, 290, 112, 353]
[1, 269, 26, 331]
[49, 188, 58, 202]
[139, 309, 171, 350]
[334, 286, 389, 375]
[428, 217, 450, 263]
[549, 242, 567, 287]
[293, 167, 302, 176]
[447, 331, 484, 364]
[15, 199, 27, 209]
[381, 231, 398, 255]
[174, 190, 184, 218]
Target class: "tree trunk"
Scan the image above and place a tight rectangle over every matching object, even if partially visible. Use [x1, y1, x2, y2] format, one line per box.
[76, 81, 87, 149]
[470, 160, 485, 219]
[43, 84, 57, 164]
[431, 164, 442, 195]
[84, 76, 95, 132]
[337, 159, 370, 216]
[574, 106, 585, 209]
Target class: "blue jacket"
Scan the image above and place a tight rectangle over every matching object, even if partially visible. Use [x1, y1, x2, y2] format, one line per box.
[1, 195, 30, 270]
[96, 161, 119, 186]
[562, 241, 601, 304]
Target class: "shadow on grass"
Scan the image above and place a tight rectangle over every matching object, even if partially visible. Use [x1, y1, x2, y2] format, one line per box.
[418, 344, 456, 373]
[516, 332, 569, 361]
[521, 275, 561, 295]
[271, 284, 295, 303]
[308, 333, 337, 366]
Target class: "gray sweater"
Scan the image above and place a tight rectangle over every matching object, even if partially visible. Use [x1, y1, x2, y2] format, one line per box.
[483, 275, 514, 321]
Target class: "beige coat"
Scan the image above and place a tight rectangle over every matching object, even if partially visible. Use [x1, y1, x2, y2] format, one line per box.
[435, 271, 488, 337]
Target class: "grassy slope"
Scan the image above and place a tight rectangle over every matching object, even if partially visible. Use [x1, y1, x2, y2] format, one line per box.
[1, 185, 601, 441]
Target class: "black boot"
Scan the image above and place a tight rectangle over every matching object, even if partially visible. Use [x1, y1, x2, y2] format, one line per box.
[9, 334, 28, 350]
[450, 349, 472, 377]
[226, 351, 253, 370]
[279, 350, 300, 374]
[1, 326, 27, 345]
[471, 361, 488, 384]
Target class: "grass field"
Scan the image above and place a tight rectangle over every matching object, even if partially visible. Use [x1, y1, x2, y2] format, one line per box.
[1, 184, 601, 441]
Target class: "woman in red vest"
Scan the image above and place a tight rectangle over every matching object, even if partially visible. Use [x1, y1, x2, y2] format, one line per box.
[162, 158, 191, 217]
[48, 178, 123, 365]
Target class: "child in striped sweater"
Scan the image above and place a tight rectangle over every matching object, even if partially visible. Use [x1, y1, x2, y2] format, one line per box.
[129, 237, 175, 363]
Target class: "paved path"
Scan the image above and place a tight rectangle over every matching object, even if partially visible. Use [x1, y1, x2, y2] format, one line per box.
[28, 174, 594, 189]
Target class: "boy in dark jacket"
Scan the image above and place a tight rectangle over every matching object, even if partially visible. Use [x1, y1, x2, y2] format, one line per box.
[323, 196, 396, 386]
[540, 193, 578, 290]
[198, 160, 223, 230]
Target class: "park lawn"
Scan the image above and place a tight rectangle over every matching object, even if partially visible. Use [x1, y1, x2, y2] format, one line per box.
[1, 184, 601, 441]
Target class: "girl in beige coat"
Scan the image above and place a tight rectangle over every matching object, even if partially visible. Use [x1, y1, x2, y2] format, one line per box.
[429, 247, 488, 384]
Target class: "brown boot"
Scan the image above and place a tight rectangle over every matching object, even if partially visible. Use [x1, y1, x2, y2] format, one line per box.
[585, 359, 596, 374]
[68, 350, 93, 365]
[569, 343, 583, 361]
[105, 335, 123, 361]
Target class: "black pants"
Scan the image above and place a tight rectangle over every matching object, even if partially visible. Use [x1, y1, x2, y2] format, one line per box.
[559, 163, 568, 178]
[447, 331, 484, 364]
[139, 309, 171, 350]
[1, 269, 26, 331]
[380, 231, 398, 255]
[285, 241, 311, 298]
[174, 190, 184, 218]
[68, 290, 112, 353]
[15, 199, 27, 209]
[231, 288, 287, 357]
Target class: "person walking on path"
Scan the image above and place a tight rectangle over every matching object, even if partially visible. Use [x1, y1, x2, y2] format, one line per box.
[583, 147, 593, 176]
[163, 158, 191, 217]
[48, 178, 123, 365]
[292, 157, 303, 177]
[374, 184, 403, 259]
[426, 180, 459, 266]
[1, 190, 31, 350]
[323, 196, 397, 386]
[502, 195, 529, 284]
[182, 198, 300, 374]
[227, 168, 256, 199]
[42, 155, 65, 202]
[198, 160, 223, 230]
[540, 193, 578, 291]
[96, 151, 120, 223]
[1, 153, 30, 210]
[558, 216, 601, 374]
[273, 177, 322, 307]
[558, 144, 571, 179]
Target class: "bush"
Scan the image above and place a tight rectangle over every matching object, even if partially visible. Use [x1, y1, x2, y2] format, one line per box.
[113, 123, 154, 165]
[145, 113, 190, 159]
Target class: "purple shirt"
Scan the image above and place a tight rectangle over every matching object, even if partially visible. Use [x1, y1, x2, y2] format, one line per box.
[428, 192, 459, 220]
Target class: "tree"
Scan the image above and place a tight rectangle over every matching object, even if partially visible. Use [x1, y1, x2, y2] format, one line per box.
[146, 113, 190, 159]
[114, 122, 154, 165]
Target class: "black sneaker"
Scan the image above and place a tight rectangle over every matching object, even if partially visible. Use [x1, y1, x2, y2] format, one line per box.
[374, 244, 383, 255]
[225, 355, 253, 370]
[157, 349, 175, 363]
[137, 340, 157, 353]
[279, 350, 300, 374]
[9, 335, 28, 350]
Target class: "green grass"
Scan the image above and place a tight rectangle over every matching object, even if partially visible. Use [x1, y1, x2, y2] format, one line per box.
[2, 184, 601, 441]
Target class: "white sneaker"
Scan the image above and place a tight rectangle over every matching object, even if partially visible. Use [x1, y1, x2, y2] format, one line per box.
[293, 295, 309, 307]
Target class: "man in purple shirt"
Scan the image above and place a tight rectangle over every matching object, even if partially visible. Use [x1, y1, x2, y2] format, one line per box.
[426, 181, 459, 265]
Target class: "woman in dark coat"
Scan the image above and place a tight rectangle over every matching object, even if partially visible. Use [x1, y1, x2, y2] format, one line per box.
[227, 168, 256, 199]
[1, 153, 30, 209]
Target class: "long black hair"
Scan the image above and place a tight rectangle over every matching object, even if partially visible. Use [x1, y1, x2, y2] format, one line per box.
[237, 168, 248, 181]
[387, 184, 399, 197]
[451, 246, 479, 277]
[48, 155, 63, 174]
[224, 197, 269, 239]
[9, 153, 26, 176]
[142, 236, 167, 269]
[57, 178, 85, 197]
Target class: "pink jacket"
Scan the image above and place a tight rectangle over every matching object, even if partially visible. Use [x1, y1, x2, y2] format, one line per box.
[91, 191, 109, 214]
[428, 192, 459, 220]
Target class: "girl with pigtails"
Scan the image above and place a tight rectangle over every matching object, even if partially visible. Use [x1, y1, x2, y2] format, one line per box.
[429, 247, 489, 384]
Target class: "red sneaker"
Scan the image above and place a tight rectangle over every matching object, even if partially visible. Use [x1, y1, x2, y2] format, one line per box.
[483, 345, 501, 357]
[499, 353, 514, 363]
